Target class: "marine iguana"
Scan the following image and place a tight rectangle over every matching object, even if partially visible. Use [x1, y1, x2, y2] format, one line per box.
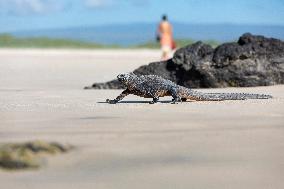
[106, 73, 272, 104]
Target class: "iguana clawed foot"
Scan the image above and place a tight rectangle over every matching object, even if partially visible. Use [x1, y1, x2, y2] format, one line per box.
[106, 99, 118, 104]
[171, 97, 183, 104]
[149, 97, 159, 104]
[171, 98, 187, 103]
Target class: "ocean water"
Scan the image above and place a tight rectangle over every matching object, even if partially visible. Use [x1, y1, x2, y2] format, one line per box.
[12, 23, 284, 46]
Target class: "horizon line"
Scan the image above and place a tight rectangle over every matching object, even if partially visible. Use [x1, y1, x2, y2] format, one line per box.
[2, 21, 284, 33]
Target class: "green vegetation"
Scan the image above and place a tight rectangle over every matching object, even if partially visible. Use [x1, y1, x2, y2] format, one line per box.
[0, 34, 113, 48]
[0, 33, 220, 49]
[135, 39, 220, 49]
[0, 141, 73, 170]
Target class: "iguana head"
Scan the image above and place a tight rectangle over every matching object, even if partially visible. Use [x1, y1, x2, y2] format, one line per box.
[117, 73, 137, 86]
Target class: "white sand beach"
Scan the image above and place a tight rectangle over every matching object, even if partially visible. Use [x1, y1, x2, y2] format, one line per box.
[0, 49, 283, 189]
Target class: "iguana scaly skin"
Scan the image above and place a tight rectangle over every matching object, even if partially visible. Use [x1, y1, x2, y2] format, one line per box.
[106, 73, 272, 104]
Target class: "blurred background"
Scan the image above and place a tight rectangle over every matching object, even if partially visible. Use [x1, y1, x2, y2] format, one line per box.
[0, 0, 284, 48]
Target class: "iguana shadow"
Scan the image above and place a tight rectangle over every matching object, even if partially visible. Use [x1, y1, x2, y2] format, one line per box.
[97, 100, 193, 104]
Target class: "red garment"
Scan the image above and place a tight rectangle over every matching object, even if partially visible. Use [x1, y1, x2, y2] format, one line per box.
[171, 40, 176, 50]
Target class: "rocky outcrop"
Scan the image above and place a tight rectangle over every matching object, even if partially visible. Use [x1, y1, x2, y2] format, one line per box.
[85, 33, 284, 89]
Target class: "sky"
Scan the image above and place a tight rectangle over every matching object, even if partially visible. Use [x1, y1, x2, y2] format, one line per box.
[0, 0, 284, 32]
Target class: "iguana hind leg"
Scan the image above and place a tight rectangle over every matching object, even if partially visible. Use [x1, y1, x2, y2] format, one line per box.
[170, 88, 182, 104]
[149, 97, 159, 104]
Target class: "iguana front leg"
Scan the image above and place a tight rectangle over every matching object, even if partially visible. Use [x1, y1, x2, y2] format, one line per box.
[149, 97, 159, 104]
[106, 89, 130, 104]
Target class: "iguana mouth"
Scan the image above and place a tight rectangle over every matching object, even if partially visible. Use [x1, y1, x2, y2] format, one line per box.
[117, 77, 125, 83]
[117, 75, 122, 81]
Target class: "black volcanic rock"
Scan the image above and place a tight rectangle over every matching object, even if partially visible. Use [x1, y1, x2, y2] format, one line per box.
[85, 33, 284, 89]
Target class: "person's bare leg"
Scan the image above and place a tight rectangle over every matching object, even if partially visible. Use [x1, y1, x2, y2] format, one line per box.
[161, 52, 168, 61]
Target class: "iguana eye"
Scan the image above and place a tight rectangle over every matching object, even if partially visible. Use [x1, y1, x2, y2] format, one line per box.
[117, 74, 123, 79]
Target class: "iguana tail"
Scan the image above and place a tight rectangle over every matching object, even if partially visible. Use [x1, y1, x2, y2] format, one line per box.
[184, 88, 272, 101]
[202, 92, 272, 100]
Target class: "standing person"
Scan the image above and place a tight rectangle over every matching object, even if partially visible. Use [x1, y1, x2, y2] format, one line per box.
[157, 14, 174, 60]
